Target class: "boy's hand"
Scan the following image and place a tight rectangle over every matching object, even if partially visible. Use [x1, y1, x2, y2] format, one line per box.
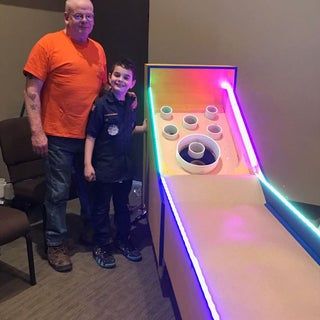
[128, 91, 138, 109]
[84, 164, 96, 182]
[142, 119, 147, 132]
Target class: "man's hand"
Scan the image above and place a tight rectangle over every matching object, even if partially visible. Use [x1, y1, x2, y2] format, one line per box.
[128, 91, 138, 110]
[31, 131, 48, 156]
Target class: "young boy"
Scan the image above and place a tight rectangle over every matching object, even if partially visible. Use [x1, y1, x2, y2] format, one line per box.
[84, 58, 146, 268]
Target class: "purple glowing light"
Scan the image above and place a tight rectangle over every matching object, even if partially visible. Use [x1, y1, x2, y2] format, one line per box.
[220, 81, 259, 172]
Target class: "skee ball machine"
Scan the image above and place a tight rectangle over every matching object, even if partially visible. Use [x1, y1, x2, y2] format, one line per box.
[143, 64, 320, 320]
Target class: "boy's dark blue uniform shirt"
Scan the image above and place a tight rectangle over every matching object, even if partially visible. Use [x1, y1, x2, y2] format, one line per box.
[86, 90, 136, 183]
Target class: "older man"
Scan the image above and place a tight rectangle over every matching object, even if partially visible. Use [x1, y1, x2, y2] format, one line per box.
[23, 0, 106, 272]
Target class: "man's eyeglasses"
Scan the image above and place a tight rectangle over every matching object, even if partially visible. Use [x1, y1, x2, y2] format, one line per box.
[71, 13, 94, 21]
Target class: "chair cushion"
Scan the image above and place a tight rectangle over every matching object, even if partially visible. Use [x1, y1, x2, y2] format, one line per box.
[14, 175, 78, 204]
[0, 207, 30, 244]
[14, 176, 46, 204]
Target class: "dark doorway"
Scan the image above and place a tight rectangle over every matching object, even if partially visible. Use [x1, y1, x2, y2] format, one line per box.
[92, 1, 149, 180]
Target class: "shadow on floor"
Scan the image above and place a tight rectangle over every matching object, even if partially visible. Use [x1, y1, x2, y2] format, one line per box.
[30, 210, 152, 258]
[0, 261, 30, 303]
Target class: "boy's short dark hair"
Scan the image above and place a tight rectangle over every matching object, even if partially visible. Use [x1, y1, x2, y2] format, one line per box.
[110, 58, 137, 80]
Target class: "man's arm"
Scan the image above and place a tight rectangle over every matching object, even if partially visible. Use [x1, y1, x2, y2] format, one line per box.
[24, 74, 47, 156]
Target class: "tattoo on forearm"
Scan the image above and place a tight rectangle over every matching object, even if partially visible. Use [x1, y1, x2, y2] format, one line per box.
[29, 92, 36, 101]
[30, 103, 37, 111]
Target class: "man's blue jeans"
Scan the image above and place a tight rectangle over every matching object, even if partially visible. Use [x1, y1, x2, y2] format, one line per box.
[45, 136, 90, 246]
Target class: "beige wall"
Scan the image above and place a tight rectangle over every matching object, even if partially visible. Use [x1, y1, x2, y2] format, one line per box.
[0, 4, 63, 178]
[1, 2, 319, 204]
[149, 0, 320, 205]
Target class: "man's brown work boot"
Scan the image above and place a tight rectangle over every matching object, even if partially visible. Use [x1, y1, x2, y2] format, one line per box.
[47, 245, 72, 272]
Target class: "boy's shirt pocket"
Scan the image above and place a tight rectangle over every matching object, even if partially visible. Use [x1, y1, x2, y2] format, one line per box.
[104, 113, 120, 136]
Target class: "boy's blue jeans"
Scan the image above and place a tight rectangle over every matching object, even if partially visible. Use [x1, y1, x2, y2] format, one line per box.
[89, 179, 132, 247]
[45, 136, 91, 247]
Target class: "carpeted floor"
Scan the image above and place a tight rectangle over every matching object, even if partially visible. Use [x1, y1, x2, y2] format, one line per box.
[0, 202, 176, 320]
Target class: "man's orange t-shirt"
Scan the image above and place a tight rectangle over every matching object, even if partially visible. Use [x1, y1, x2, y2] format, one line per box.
[24, 30, 107, 139]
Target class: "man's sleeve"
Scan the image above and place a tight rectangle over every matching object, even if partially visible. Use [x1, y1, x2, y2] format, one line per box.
[98, 43, 107, 86]
[23, 38, 49, 81]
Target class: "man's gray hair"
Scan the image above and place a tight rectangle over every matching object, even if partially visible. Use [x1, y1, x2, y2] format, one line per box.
[65, 0, 93, 13]
[65, 0, 72, 13]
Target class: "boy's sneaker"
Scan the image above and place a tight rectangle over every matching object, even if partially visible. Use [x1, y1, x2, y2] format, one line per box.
[116, 239, 142, 262]
[93, 244, 116, 268]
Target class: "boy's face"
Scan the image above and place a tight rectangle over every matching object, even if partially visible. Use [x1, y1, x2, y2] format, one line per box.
[109, 65, 136, 98]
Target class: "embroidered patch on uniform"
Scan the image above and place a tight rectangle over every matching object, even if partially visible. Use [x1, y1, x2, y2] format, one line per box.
[107, 124, 119, 136]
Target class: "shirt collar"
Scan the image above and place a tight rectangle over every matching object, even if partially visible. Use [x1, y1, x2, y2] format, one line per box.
[104, 89, 133, 106]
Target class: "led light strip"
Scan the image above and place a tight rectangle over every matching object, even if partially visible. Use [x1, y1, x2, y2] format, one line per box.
[221, 82, 320, 238]
[147, 87, 163, 174]
[220, 81, 259, 172]
[148, 86, 221, 320]
[257, 169, 320, 237]
[161, 177, 221, 320]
